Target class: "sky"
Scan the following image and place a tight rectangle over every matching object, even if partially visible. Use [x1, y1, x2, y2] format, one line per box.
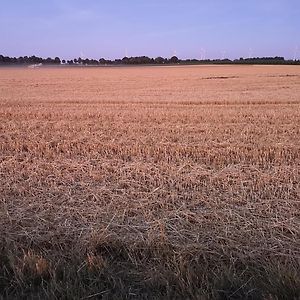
[0, 0, 299, 60]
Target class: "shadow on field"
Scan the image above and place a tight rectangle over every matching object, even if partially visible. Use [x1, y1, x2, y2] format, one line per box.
[1, 236, 299, 300]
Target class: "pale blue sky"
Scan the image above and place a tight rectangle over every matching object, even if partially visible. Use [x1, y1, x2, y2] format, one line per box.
[0, 0, 299, 59]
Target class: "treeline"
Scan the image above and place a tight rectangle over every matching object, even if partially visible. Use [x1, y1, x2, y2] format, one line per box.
[1, 54, 299, 66]
[0, 55, 61, 65]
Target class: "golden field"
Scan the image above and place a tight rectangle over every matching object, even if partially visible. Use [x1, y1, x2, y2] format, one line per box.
[0, 65, 299, 299]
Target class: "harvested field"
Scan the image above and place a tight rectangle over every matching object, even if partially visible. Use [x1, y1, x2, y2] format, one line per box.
[0, 65, 300, 299]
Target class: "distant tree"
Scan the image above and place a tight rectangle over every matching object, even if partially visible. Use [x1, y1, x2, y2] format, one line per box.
[82, 58, 90, 65]
[170, 56, 179, 64]
[62, 59, 66, 64]
[122, 57, 130, 64]
[140, 56, 152, 64]
[154, 57, 165, 64]
[99, 58, 107, 64]
[54, 57, 61, 64]
[23, 56, 29, 64]
[29, 55, 41, 64]
[17, 57, 23, 64]
[45, 57, 54, 64]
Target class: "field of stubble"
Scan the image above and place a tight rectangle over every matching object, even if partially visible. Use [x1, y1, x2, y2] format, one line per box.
[0, 65, 299, 299]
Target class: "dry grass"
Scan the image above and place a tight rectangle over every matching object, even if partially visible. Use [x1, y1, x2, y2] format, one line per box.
[0, 65, 300, 299]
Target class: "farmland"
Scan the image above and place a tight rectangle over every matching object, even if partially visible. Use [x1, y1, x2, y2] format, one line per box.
[0, 65, 299, 299]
